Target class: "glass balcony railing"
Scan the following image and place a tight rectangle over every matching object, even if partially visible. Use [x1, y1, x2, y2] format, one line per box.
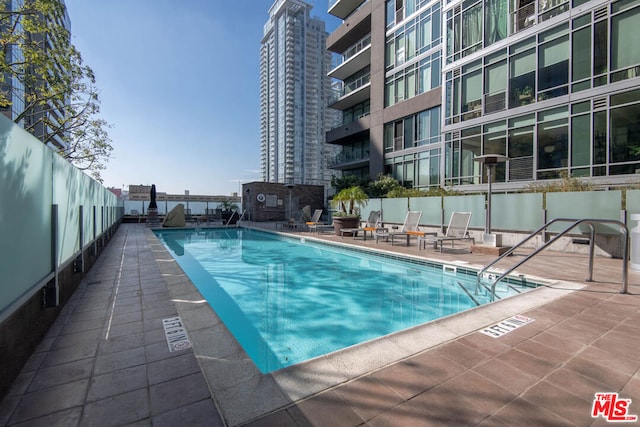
[332, 34, 371, 69]
[328, 73, 371, 105]
[328, 150, 370, 167]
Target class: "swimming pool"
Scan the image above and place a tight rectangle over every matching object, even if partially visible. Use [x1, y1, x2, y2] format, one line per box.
[154, 228, 535, 373]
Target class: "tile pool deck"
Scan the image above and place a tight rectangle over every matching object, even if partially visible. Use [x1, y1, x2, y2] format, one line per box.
[0, 222, 639, 426]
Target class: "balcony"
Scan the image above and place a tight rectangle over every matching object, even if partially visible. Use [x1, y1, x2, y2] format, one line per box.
[328, 74, 371, 110]
[326, 115, 370, 144]
[328, 0, 366, 19]
[329, 35, 371, 81]
[327, 150, 370, 169]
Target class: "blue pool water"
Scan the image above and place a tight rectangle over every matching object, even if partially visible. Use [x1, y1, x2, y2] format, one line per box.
[154, 228, 533, 373]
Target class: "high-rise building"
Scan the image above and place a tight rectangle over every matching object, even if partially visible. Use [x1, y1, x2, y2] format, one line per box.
[0, 0, 70, 151]
[260, 0, 340, 187]
[29, 0, 71, 151]
[1, 0, 27, 126]
[326, 0, 640, 191]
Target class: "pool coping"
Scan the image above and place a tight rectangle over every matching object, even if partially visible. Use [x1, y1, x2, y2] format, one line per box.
[147, 227, 585, 426]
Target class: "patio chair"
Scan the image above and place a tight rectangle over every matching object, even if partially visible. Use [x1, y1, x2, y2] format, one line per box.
[276, 206, 311, 230]
[185, 208, 199, 225]
[375, 211, 427, 246]
[340, 210, 382, 240]
[418, 212, 474, 253]
[306, 209, 325, 232]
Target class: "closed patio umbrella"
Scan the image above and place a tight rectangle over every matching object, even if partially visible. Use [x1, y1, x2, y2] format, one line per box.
[149, 184, 158, 210]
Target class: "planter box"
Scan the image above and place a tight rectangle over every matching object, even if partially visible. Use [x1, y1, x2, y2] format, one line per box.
[332, 216, 360, 236]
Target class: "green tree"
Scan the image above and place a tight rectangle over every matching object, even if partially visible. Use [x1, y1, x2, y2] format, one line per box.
[330, 174, 370, 193]
[0, 0, 112, 181]
[367, 174, 403, 197]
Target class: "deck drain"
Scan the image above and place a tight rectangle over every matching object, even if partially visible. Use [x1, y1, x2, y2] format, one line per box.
[479, 315, 535, 338]
[86, 281, 101, 286]
[162, 316, 191, 352]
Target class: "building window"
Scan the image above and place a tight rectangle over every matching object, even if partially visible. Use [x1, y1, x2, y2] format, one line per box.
[342, 100, 370, 126]
[512, 0, 535, 33]
[536, 107, 569, 178]
[462, 0, 483, 56]
[611, 4, 640, 82]
[537, 27, 569, 100]
[485, 0, 508, 45]
[388, 149, 441, 189]
[610, 90, 640, 166]
[461, 61, 483, 120]
[386, 2, 441, 71]
[570, 112, 591, 170]
[484, 51, 508, 113]
[509, 39, 536, 108]
[384, 106, 441, 152]
[385, 51, 441, 107]
[571, 14, 592, 93]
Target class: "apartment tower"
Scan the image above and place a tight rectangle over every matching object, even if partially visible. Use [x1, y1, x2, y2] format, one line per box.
[1, 0, 71, 151]
[260, 0, 339, 187]
[326, 0, 640, 191]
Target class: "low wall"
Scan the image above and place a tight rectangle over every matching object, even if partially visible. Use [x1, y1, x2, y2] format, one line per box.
[0, 223, 119, 400]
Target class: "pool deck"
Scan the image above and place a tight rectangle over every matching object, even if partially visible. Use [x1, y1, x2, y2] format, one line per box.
[1, 222, 639, 426]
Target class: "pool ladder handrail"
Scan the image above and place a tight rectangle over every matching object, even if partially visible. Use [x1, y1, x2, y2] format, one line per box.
[476, 218, 629, 301]
[229, 209, 248, 227]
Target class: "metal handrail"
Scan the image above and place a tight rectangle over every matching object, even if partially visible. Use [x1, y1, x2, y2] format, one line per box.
[233, 209, 248, 227]
[477, 218, 629, 301]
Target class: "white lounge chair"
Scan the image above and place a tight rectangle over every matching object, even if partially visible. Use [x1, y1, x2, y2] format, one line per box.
[419, 212, 474, 252]
[340, 210, 382, 240]
[375, 211, 427, 246]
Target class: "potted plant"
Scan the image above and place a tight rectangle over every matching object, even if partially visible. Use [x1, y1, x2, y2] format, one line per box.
[218, 198, 239, 225]
[515, 85, 534, 105]
[330, 186, 369, 236]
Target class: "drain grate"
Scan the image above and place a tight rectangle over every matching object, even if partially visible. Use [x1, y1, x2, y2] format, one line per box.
[86, 281, 101, 286]
[162, 316, 191, 352]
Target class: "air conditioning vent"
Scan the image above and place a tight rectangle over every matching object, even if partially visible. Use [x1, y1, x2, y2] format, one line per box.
[594, 6, 608, 20]
[593, 97, 607, 110]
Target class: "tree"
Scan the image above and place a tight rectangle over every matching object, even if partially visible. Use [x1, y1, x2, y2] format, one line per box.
[367, 174, 403, 197]
[330, 186, 369, 217]
[0, 0, 112, 181]
[330, 174, 370, 193]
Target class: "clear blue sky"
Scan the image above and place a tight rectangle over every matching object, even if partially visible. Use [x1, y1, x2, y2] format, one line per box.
[64, 0, 339, 196]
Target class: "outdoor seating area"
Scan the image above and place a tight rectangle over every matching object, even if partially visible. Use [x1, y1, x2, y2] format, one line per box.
[306, 209, 334, 233]
[374, 211, 435, 246]
[340, 210, 382, 240]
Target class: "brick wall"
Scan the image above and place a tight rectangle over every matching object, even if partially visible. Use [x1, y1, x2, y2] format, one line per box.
[242, 182, 325, 222]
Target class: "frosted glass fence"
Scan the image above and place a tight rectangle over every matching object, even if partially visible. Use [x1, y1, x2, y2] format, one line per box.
[0, 115, 120, 323]
[369, 190, 629, 235]
[124, 200, 217, 215]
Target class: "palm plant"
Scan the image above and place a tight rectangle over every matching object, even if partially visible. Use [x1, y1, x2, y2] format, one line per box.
[331, 186, 369, 217]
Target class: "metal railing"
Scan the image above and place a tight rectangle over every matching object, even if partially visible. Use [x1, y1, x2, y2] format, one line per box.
[477, 218, 630, 301]
[233, 209, 248, 227]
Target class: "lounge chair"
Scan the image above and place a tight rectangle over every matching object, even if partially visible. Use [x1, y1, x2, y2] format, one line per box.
[375, 211, 428, 246]
[340, 210, 382, 240]
[418, 212, 474, 253]
[306, 209, 325, 232]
